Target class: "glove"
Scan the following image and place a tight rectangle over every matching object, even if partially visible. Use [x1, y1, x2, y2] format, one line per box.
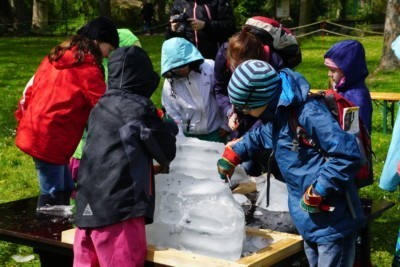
[300, 185, 334, 213]
[217, 146, 241, 180]
[154, 164, 169, 174]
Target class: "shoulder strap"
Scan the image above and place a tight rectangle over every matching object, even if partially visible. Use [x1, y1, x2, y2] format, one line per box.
[288, 105, 327, 157]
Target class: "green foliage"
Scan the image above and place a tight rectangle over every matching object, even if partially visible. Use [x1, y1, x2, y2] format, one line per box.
[0, 34, 399, 266]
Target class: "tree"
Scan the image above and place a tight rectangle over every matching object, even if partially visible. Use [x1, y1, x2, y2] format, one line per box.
[298, 0, 311, 34]
[32, 0, 48, 29]
[379, 0, 400, 70]
[99, 0, 111, 18]
[0, 0, 16, 32]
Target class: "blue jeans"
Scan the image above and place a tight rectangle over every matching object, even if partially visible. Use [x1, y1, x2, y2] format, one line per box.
[33, 158, 74, 196]
[304, 234, 356, 267]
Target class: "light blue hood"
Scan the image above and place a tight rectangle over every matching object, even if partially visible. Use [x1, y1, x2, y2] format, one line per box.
[161, 37, 204, 77]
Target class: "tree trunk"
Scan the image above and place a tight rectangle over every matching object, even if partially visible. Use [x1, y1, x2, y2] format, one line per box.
[339, 0, 347, 20]
[379, 0, 400, 70]
[10, 0, 30, 23]
[32, 0, 48, 29]
[299, 0, 311, 34]
[0, 0, 17, 33]
[99, 0, 111, 18]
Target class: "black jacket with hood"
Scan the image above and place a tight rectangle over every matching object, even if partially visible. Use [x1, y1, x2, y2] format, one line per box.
[75, 46, 178, 228]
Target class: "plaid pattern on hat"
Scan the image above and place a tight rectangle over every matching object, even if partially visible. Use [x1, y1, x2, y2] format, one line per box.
[228, 60, 281, 109]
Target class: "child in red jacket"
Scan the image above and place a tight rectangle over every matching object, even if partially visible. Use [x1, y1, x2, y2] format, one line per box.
[15, 16, 119, 210]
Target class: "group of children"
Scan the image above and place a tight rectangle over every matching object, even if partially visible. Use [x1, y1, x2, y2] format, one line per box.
[12, 13, 399, 267]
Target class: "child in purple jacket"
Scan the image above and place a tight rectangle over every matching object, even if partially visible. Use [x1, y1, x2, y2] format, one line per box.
[324, 40, 373, 133]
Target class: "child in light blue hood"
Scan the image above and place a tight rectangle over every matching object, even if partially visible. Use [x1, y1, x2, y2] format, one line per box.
[379, 34, 400, 267]
[161, 37, 229, 142]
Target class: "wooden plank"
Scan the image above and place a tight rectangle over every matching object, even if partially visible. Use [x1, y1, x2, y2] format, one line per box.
[147, 245, 245, 267]
[232, 181, 257, 195]
[61, 227, 302, 267]
[238, 228, 303, 267]
[310, 89, 400, 102]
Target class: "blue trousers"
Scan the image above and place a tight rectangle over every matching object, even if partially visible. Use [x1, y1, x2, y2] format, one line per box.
[304, 234, 357, 267]
[33, 157, 74, 196]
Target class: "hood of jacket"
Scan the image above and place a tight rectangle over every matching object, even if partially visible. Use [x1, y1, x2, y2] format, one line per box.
[118, 28, 140, 47]
[324, 40, 368, 88]
[161, 37, 204, 76]
[258, 68, 310, 123]
[107, 46, 160, 98]
[277, 68, 310, 108]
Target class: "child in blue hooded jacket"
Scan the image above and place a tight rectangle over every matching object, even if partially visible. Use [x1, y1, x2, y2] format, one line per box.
[161, 37, 229, 143]
[217, 60, 365, 267]
[324, 40, 373, 133]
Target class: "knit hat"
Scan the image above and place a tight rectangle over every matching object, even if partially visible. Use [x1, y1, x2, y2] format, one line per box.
[228, 60, 281, 109]
[392, 35, 400, 60]
[77, 16, 119, 49]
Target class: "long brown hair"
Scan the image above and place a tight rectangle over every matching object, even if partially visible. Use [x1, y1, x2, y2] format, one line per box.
[48, 34, 103, 67]
[227, 31, 264, 70]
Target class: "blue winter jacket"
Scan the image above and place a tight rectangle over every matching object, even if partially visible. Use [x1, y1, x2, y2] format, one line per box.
[231, 69, 365, 242]
[324, 40, 373, 133]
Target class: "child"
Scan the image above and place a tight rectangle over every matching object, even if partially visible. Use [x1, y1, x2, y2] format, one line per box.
[73, 46, 178, 266]
[379, 35, 400, 267]
[70, 28, 142, 183]
[324, 40, 373, 133]
[15, 16, 119, 209]
[161, 37, 229, 143]
[214, 29, 285, 177]
[217, 60, 365, 266]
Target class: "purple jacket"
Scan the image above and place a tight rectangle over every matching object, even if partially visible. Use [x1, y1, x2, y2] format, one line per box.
[324, 40, 372, 133]
[213, 42, 285, 136]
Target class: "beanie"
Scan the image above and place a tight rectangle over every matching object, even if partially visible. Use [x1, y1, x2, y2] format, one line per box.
[392, 35, 400, 60]
[77, 16, 119, 49]
[228, 60, 281, 109]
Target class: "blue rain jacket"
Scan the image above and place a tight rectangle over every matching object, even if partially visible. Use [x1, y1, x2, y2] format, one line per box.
[324, 40, 373, 133]
[231, 68, 365, 242]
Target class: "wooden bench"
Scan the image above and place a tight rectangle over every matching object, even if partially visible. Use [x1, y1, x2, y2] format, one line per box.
[310, 90, 400, 134]
[369, 92, 400, 134]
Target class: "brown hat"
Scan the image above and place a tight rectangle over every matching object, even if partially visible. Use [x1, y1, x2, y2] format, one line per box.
[77, 16, 119, 48]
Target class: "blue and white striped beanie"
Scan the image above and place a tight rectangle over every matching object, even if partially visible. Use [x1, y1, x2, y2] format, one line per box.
[228, 60, 281, 109]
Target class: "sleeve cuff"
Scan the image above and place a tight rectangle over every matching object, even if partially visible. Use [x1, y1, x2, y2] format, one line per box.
[222, 146, 241, 166]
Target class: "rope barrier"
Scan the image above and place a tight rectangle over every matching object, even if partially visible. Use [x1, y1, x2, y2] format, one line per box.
[296, 29, 366, 39]
[289, 20, 383, 37]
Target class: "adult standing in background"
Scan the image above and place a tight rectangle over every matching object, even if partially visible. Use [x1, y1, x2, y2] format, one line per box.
[165, 0, 236, 60]
[141, 0, 154, 35]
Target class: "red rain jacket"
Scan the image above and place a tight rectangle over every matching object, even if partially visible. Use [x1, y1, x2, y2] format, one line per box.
[15, 48, 106, 164]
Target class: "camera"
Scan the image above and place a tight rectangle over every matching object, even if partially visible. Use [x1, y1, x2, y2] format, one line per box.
[170, 10, 189, 33]
[170, 12, 189, 23]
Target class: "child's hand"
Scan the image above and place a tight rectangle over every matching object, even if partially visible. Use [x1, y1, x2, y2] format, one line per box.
[228, 113, 239, 130]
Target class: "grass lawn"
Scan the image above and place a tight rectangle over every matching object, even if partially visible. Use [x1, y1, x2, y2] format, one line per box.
[0, 34, 399, 266]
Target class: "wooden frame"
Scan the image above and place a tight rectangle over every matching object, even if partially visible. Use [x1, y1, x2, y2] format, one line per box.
[62, 227, 303, 267]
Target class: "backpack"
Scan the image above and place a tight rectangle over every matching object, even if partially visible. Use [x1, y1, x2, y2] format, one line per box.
[242, 16, 302, 69]
[289, 89, 374, 188]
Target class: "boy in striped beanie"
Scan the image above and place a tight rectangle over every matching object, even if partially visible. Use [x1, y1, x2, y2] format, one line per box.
[217, 59, 365, 267]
